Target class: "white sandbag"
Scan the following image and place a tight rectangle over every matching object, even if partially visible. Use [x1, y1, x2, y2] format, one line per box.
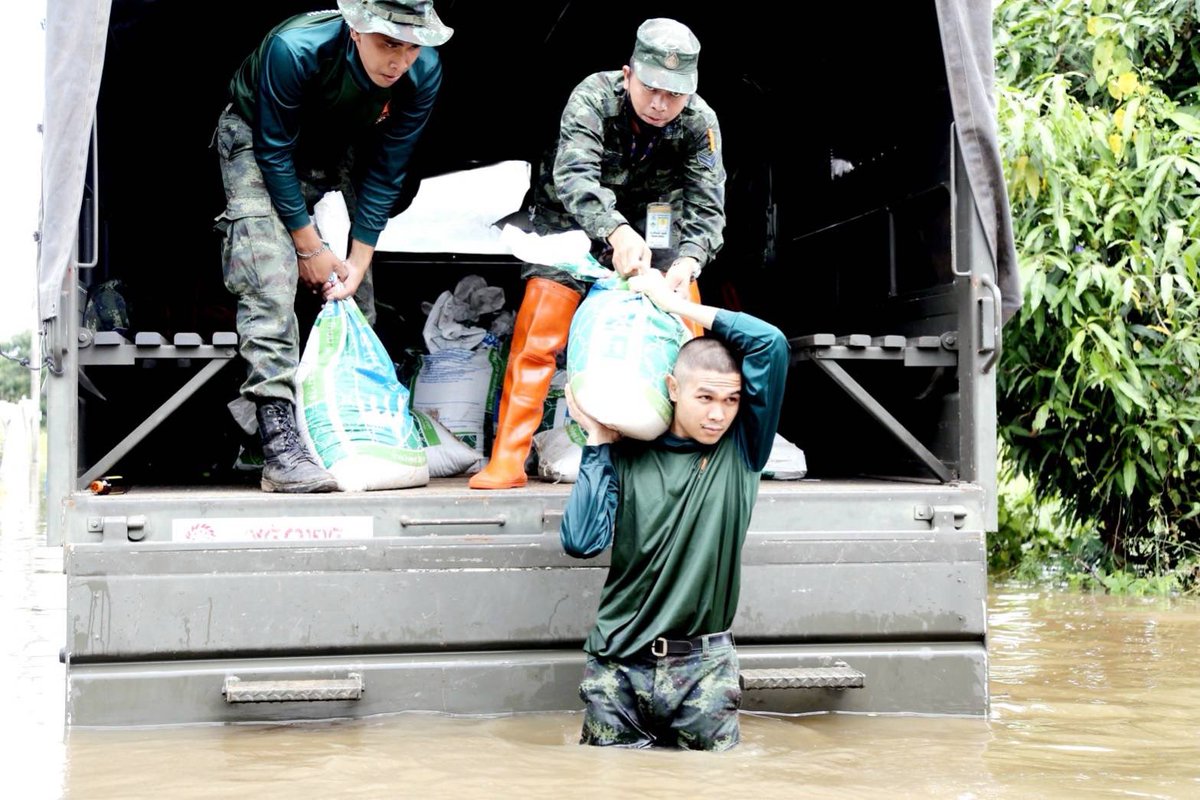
[526, 370, 579, 482]
[763, 433, 808, 480]
[500, 224, 610, 280]
[410, 346, 504, 469]
[567, 276, 691, 440]
[297, 299, 429, 491]
[533, 423, 586, 483]
[411, 409, 480, 478]
[540, 369, 570, 433]
[312, 191, 352, 259]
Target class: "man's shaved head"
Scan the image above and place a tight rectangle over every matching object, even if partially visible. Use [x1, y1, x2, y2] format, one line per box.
[673, 338, 738, 380]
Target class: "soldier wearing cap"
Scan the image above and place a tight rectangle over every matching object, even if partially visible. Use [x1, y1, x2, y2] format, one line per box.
[470, 17, 726, 491]
[214, 1, 452, 493]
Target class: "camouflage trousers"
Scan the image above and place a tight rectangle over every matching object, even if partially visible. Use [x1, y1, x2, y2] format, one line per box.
[578, 637, 742, 751]
[213, 107, 376, 404]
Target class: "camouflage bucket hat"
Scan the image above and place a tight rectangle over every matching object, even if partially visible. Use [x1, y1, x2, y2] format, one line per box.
[631, 18, 700, 94]
[337, 0, 453, 47]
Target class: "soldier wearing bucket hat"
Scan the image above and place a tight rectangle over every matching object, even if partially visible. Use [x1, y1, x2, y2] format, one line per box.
[213, 2, 452, 493]
[338, 0, 453, 46]
[469, 17, 726, 491]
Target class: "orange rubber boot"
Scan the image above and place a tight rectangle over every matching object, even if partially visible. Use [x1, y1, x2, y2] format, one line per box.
[685, 281, 705, 338]
[469, 278, 581, 489]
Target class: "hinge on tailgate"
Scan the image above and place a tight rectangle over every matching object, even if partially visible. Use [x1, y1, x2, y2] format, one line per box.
[86, 515, 147, 541]
[913, 505, 969, 530]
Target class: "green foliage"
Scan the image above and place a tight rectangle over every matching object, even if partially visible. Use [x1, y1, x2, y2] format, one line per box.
[994, 0, 1200, 574]
[992, 456, 1197, 594]
[992, 454, 1099, 581]
[995, 0, 1200, 101]
[1073, 566, 1184, 595]
[0, 331, 34, 402]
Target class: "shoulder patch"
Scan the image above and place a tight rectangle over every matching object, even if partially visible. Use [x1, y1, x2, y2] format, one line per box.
[696, 127, 719, 168]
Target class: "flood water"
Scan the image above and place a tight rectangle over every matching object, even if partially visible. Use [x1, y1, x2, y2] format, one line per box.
[3, 498, 1199, 799]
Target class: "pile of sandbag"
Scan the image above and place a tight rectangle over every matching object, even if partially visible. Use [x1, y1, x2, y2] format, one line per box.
[292, 260, 803, 488]
[408, 275, 512, 476]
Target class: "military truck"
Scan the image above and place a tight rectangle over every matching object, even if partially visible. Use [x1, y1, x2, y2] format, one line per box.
[38, 1, 1018, 726]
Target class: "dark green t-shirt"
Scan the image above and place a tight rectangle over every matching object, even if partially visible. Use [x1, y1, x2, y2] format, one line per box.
[560, 309, 789, 660]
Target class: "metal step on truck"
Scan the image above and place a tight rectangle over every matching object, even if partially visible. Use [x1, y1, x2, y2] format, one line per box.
[38, 1, 1019, 727]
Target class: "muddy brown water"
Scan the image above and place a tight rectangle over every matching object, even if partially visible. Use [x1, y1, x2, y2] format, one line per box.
[3, 500, 1198, 799]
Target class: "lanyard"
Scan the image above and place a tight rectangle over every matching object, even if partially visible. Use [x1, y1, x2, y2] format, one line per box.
[625, 100, 661, 165]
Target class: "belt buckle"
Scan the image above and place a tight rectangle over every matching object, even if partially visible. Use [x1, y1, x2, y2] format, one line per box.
[651, 637, 670, 658]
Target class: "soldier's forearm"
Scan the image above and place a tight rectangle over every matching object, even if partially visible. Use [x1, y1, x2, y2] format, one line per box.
[290, 225, 324, 255]
[348, 239, 376, 270]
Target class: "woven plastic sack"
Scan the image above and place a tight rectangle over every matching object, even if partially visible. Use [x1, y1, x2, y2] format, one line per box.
[533, 422, 587, 483]
[763, 433, 808, 480]
[297, 299, 429, 491]
[410, 344, 504, 471]
[411, 409, 480, 478]
[538, 369, 570, 434]
[566, 276, 691, 440]
[500, 224, 611, 283]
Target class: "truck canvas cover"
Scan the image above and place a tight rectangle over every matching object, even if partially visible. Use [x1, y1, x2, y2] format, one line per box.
[39, 1, 1012, 726]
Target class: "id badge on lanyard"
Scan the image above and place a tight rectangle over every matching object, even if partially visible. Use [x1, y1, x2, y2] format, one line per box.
[645, 202, 672, 249]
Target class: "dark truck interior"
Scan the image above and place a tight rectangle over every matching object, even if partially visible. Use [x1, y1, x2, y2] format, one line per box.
[80, 0, 960, 487]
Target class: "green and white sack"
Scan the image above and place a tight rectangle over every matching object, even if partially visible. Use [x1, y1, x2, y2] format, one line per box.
[297, 299, 429, 491]
[566, 276, 691, 440]
[410, 345, 505, 472]
[411, 409, 480, 478]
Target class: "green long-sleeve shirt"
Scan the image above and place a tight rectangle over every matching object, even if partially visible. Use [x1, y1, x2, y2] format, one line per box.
[227, 11, 441, 246]
[560, 309, 789, 660]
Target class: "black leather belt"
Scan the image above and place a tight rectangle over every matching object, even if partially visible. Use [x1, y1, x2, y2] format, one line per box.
[649, 631, 735, 658]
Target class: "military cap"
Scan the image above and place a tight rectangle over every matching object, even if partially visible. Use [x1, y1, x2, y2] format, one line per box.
[631, 18, 700, 94]
[338, 0, 453, 47]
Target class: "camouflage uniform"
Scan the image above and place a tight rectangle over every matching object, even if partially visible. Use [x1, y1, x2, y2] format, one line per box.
[471, 17, 719, 493]
[216, 8, 443, 406]
[526, 69, 727, 293]
[82, 279, 131, 335]
[214, 108, 376, 403]
[579, 635, 742, 751]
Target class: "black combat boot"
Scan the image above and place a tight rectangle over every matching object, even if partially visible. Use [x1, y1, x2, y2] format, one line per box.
[255, 399, 338, 493]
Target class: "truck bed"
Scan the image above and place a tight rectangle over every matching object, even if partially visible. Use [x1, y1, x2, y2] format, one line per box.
[62, 475, 987, 725]
[82, 475, 950, 497]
